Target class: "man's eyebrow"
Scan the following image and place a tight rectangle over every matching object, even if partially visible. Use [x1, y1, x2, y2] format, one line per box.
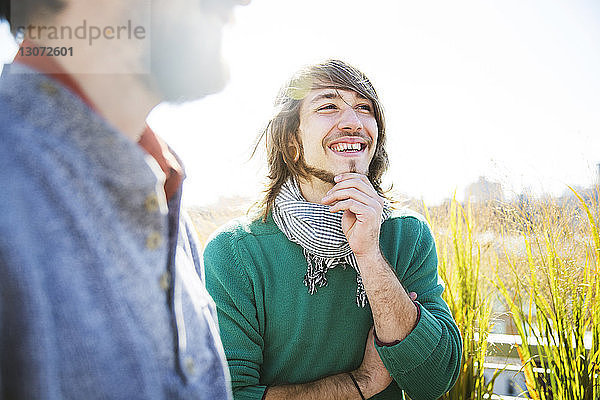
[308, 90, 371, 105]
[308, 91, 339, 104]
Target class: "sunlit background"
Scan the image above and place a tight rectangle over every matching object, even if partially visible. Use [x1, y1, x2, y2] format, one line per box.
[2, 0, 599, 207]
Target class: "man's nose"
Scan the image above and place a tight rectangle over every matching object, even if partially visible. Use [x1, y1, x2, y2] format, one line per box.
[337, 108, 363, 132]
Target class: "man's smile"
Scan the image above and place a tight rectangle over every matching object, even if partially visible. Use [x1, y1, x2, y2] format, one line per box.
[327, 136, 370, 156]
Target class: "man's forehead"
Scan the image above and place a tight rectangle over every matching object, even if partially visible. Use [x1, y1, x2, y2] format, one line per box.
[306, 88, 369, 104]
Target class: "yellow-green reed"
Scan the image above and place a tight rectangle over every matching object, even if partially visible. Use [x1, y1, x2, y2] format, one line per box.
[495, 188, 600, 399]
[424, 197, 500, 400]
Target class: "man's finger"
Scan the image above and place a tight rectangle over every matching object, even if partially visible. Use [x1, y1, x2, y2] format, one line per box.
[329, 199, 377, 217]
[326, 178, 384, 207]
[327, 178, 381, 197]
[334, 172, 371, 185]
[322, 188, 380, 209]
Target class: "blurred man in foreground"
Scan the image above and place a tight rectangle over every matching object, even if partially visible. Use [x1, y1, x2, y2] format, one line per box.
[204, 59, 462, 399]
[0, 0, 247, 398]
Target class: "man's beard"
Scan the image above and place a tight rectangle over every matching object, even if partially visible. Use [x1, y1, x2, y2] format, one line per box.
[140, 10, 229, 103]
[303, 160, 361, 184]
[148, 37, 228, 103]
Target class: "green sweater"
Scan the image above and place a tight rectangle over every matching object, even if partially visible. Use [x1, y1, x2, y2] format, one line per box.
[204, 212, 461, 400]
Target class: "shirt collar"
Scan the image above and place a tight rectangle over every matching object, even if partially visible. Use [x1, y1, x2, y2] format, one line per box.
[14, 39, 97, 111]
[14, 40, 185, 201]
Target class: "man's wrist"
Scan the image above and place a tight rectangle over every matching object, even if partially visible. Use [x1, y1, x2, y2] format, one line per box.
[352, 368, 377, 399]
[347, 372, 366, 400]
[354, 248, 385, 265]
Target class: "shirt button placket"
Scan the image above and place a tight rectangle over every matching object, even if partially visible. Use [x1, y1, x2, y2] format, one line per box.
[143, 191, 172, 332]
[144, 192, 164, 251]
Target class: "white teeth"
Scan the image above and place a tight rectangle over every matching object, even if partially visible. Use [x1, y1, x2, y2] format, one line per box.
[331, 142, 362, 152]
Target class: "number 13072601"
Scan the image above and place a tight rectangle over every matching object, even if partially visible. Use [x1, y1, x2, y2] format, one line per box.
[18, 46, 74, 57]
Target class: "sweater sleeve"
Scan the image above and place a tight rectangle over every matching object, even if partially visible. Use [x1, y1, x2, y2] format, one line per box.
[375, 218, 462, 400]
[204, 231, 267, 400]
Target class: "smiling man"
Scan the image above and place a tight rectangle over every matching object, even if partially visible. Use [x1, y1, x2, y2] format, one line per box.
[203, 60, 462, 400]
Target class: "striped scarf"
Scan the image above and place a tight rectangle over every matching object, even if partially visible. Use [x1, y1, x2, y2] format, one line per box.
[272, 179, 392, 307]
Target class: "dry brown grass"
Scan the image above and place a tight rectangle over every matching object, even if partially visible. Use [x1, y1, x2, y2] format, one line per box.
[187, 196, 254, 247]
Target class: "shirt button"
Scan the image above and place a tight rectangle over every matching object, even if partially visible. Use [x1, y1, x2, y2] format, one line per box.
[144, 193, 160, 213]
[146, 231, 162, 250]
[39, 81, 58, 96]
[183, 356, 197, 376]
[159, 271, 171, 291]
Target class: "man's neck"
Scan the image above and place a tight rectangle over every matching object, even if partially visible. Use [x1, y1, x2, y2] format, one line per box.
[297, 178, 334, 204]
[68, 72, 159, 142]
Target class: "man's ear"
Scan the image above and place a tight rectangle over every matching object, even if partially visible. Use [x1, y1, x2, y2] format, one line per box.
[291, 146, 300, 162]
[288, 136, 300, 162]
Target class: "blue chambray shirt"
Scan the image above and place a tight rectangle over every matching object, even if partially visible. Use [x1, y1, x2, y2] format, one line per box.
[0, 63, 232, 400]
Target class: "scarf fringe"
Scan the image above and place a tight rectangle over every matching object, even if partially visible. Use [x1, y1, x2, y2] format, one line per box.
[303, 249, 368, 307]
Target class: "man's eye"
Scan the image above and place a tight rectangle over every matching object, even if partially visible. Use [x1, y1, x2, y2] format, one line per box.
[317, 104, 337, 111]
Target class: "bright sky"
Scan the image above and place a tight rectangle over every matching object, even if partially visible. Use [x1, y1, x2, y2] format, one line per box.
[2, 0, 599, 206]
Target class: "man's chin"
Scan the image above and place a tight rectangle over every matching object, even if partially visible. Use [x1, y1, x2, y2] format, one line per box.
[153, 61, 229, 103]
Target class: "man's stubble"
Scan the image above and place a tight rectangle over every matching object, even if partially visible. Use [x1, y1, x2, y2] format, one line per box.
[303, 160, 360, 184]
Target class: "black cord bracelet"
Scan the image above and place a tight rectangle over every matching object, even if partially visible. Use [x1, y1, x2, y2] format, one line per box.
[347, 372, 366, 400]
